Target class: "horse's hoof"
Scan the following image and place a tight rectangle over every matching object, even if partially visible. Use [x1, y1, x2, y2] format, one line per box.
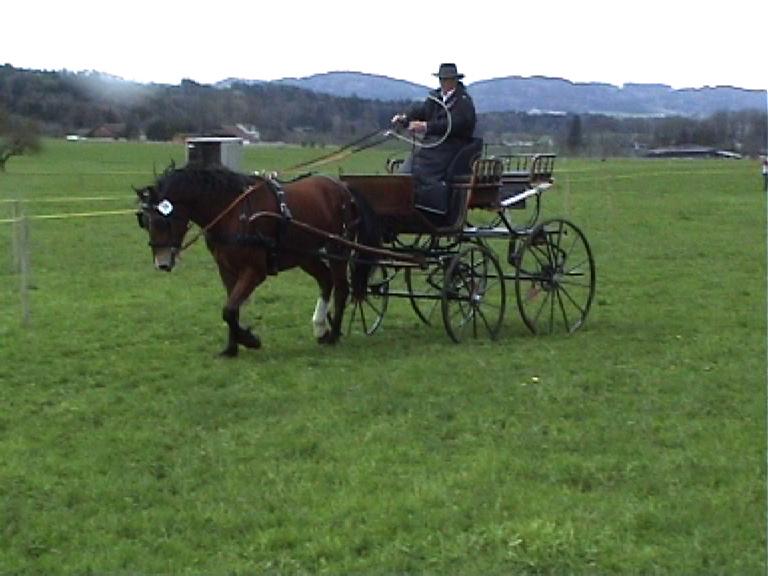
[317, 332, 339, 345]
[239, 329, 262, 349]
[219, 346, 239, 358]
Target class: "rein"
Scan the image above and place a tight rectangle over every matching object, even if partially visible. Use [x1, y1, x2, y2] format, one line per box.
[385, 95, 452, 150]
[279, 128, 389, 174]
[179, 182, 260, 252]
[277, 96, 452, 175]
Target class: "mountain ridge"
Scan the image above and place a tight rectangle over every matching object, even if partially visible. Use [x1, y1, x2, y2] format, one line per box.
[218, 71, 766, 117]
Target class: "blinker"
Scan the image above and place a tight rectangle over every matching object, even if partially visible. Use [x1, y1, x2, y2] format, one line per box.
[157, 199, 174, 216]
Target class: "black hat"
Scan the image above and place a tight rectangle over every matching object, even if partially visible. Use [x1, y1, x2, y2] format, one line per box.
[434, 63, 464, 80]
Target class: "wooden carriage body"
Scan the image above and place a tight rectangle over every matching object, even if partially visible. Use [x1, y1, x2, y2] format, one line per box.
[340, 149, 556, 237]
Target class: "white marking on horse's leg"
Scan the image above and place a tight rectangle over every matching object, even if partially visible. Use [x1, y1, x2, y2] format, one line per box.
[312, 297, 330, 338]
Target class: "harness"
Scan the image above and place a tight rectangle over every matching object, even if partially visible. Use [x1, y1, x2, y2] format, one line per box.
[241, 176, 293, 274]
[203, 175, 357, 275]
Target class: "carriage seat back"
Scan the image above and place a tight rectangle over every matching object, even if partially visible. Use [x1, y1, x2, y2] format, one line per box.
[446, 137, 484, 182]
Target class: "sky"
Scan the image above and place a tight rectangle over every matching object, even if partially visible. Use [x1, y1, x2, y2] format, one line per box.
[2, 0, 766, 91]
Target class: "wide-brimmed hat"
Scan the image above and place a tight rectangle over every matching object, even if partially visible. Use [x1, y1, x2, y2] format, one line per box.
[434, 63, 464, 80]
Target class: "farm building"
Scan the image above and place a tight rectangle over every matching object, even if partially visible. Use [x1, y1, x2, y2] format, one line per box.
[88, 123, 126, 139]
[219, 124, 261, 144]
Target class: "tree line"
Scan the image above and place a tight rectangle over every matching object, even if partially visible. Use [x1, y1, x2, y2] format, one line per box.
[1, 64, 765, 160]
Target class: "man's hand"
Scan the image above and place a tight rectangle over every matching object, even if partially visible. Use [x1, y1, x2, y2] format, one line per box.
[391, 113, 408, 127]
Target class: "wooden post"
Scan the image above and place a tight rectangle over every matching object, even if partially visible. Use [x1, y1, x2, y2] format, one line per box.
[10, 202, 31, 326]
[10, 201, 20, 273]
[19, 213, 30, 326]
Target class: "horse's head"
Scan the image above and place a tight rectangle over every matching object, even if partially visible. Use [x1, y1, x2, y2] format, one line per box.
[135, 183, 190, 271]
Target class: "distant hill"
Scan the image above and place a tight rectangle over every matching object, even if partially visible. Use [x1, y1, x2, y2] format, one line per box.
[216, 72, 425, 102]
[275, 72, 426, 102]
[222, 72, 766, 118]
[469, 77, 766, 116]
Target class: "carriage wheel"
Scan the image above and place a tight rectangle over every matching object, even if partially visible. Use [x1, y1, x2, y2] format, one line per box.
[515, 218, 595, 335]
[346, 264, 390, 336]
[404, 264, 443, 325]
[402, 235, 459, 325]
[441, 244, 506, 343]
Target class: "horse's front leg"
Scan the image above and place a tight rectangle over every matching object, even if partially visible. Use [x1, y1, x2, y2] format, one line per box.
[221, 266, 264, 357]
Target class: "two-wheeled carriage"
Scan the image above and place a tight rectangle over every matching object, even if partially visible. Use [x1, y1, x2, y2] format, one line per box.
[341, 142, 596, 342]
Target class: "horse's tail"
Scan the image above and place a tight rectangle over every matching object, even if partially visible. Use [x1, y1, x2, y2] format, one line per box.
[348, 188, 381, 301]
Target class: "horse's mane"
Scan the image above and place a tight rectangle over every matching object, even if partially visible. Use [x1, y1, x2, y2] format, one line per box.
[153, 164, 259, 202]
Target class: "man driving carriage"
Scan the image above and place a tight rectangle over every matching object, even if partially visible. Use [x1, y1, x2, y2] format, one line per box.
[391, 63, 477, 215]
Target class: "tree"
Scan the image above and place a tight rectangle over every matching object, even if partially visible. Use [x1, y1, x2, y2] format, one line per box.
[566, 114, 583, 153]
[0, 108, 41, 172]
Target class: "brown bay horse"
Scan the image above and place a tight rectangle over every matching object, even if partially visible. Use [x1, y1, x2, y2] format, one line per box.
[135, 165, 379, 356]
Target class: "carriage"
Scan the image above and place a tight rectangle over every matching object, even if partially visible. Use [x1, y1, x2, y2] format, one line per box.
[340, 139, 596, 343]
[136, 134, 595, 355]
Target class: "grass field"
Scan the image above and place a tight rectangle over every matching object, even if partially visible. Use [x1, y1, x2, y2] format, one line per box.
[0, 139, 765, 573]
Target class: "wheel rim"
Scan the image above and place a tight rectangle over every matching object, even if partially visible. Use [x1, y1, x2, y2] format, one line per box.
[515, 218, 595, 335]
[346, 264, 390, 336]
[404, 264, 443, 325]
[442, 245, 506, 343]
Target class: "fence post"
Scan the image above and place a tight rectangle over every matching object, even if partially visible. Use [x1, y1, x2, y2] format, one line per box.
[11, 201, 20, 273]
[19, 214, 30, 326]
[10, 201, 31, 326]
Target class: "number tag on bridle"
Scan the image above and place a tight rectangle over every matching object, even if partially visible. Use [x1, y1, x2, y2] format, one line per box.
[157, 199, 174, 216]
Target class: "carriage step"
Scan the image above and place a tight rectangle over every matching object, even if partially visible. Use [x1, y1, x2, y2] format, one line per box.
[462, 226, 520, 238]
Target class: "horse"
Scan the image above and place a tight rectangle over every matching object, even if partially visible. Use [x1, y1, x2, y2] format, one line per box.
[135, 164, 379, 356]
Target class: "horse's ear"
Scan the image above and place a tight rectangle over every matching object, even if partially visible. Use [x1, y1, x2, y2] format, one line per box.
[160, 159, 176, 178]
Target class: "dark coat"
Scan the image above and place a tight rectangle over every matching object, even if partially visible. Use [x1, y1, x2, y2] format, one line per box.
[404, 82, 477, 213]
[406, 81, 476, 147]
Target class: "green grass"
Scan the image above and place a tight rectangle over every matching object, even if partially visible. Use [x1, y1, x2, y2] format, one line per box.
[0, 140, 765, 573]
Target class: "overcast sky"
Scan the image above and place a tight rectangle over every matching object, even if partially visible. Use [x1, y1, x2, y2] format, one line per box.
[2, 0, 766, 91]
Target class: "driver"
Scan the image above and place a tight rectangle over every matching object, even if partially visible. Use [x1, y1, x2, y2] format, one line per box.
[391, 63, 476, 215]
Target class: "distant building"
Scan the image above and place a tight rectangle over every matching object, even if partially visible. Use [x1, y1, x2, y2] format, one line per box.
[219, 124, 261, 144]
[88, 123, 126, 139]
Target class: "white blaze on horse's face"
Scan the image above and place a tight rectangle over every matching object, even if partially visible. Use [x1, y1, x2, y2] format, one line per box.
[312, 297, 330, 338]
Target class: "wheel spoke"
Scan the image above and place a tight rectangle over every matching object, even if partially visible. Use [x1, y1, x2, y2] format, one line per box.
[557, 282, 587, 317]
[443, 245, 505, 342]
[363, 297, 384, 319]
[347, 265, 389, 336]
[555, 286, 572, 333]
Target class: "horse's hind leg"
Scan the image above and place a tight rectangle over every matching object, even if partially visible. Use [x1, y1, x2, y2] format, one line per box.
[326, 259, 350, 343]
[220, 266, 264, 357]
[300, 259, 334, 343]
